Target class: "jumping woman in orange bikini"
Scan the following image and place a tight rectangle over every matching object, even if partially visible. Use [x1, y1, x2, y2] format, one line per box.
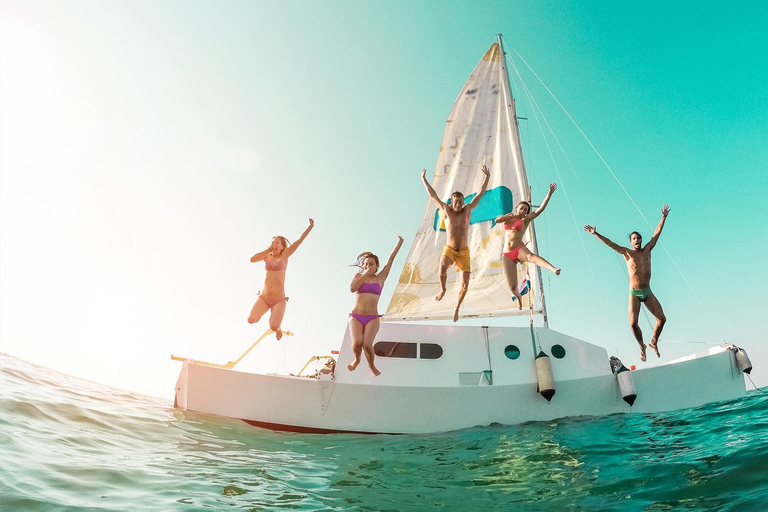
[247, 218, 314, 339]
[495, 184, 561, 309]
[347, 235, 404, 376]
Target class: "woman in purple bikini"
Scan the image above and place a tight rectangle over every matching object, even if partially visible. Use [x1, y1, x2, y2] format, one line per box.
[348, 235, 404, 376]
[248, 218, 314, 339]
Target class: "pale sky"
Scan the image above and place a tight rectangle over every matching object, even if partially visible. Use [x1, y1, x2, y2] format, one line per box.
[2, 0, 767, 398]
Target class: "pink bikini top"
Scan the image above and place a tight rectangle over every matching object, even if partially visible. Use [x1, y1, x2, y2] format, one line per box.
[504, 219, 524, 232]
[265, 258, 285, 271]
[357, 282, 382, 295]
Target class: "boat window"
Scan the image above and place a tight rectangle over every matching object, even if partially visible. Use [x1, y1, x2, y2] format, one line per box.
[420, 343, 443, 360]
[374, 342, 417, 359]
[551, 345, 566, 359]
[504, 345, 521, 360]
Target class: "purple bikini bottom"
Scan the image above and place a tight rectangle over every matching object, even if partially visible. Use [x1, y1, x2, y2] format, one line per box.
[349, 313, 382, 327]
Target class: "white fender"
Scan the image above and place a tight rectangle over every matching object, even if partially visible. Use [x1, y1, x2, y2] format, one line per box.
[535, 351, 556, 402]
[616, 367, 637, 407]
[734, 347, 753, 375]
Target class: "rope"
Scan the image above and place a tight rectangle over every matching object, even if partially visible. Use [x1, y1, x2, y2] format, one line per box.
[503, 42, 618, 354]
[511, 50, 652, 227]
[509, 45, 718, 338]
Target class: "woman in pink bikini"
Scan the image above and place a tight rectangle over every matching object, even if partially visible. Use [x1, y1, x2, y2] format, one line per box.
[247, 218, 314, 339]
[495, 184, 561, 309]
[347, 235, 404, 376]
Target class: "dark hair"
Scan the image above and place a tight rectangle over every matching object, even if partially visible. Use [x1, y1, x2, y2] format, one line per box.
[451, 191, 464, 199]
[351, 251, 379, 271]
[629, 231, 642, 240]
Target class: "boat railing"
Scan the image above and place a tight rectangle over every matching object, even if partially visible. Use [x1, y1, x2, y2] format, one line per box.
[170, 328, 294, 370]
[292, 355, 337, 379]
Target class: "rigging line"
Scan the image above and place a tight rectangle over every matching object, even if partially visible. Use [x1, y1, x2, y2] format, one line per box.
[510, 47, 716, 337]
[511, 49, 653, 230]
[275, 334, 289, 375]
[656, 240, 714, 326]
[504, 49, 618, 352]
[504, 48, 618, 234]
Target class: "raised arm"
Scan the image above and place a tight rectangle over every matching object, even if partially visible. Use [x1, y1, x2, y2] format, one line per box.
[467, 164, 491, 210]
[584, 225, 626, 255]
[377, 236, 405, 283]
[421, 168, 447, 210]
[284, 218, 314, 258]
[644, 205, 670, 250]
[527, 183, 557, 221]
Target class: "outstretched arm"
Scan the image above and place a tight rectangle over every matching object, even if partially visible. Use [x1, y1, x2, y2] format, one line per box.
[421, 169, 447, 210]
[645, 205, 670, 250]
[377, 236, 405, 283]
[467, 164, 491, 210]
[527, 183, 557, 221]
[584, 225, 626, 254]
[284, 218, 314, 258]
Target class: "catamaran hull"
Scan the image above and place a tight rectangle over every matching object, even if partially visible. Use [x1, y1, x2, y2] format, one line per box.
[174, 325, 747, 434]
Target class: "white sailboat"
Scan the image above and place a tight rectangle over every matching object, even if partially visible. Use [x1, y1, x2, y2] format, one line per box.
[172, 35, 752, 434]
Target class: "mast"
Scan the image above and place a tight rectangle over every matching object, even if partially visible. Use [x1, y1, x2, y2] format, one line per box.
[386, 35, 549, 322]
[497, 34, 548, 328]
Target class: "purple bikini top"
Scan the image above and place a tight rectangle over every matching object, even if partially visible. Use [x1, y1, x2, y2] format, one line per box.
[356, 282, 382, 296]
[265, 258, 285, 271]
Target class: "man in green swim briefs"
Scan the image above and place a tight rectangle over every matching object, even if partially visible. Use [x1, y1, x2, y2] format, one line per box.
[584, 205, 670, 362]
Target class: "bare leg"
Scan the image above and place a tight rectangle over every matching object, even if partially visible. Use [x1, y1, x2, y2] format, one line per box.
[453, 271, 470, 322]
[361, 318, 381, 376]
[628, 295, 646, 362]
[435, 256, 452, 301]
[269, 299, 287, 340]
[248, 296, 270, 324]
[643, 293, 666, 357]
[347, 317, 363, 371]
[502, 257, 522, 309]
[519, 248, 560, 275]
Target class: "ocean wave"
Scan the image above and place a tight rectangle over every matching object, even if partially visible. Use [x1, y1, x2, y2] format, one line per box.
[1, 354, 766, 511]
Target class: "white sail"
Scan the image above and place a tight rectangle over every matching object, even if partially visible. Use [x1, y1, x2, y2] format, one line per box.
[386, 37, 545, 321]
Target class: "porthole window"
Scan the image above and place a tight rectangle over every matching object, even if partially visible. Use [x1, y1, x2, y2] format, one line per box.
[420, 343, 443, 360]
[374, 342, 417, 359]
[504, 345, 521, 360]
[551, 344, 566, 359]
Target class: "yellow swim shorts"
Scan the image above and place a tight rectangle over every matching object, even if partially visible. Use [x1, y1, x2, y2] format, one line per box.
[441, 245, 471, 273]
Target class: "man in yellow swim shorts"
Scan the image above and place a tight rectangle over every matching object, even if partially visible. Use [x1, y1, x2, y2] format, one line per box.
[421, 164, 490, 322]
[441, 245, 471, 273]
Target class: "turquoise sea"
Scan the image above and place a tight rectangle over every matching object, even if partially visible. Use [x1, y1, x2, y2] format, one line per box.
[1, 353, 767, 511]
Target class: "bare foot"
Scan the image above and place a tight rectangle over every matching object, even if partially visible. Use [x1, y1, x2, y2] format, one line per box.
[435, 289, 446, 301]
[639, 343, 647, 362]
[370, 365, 381, 376]
[275, 329, 283, 341]
[453, 307, 460, 322]
[555, 268, 561, 276]
[513, 293, 523, 309]
[348, 360, 360, 371]
[649, 340, 660, 358]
